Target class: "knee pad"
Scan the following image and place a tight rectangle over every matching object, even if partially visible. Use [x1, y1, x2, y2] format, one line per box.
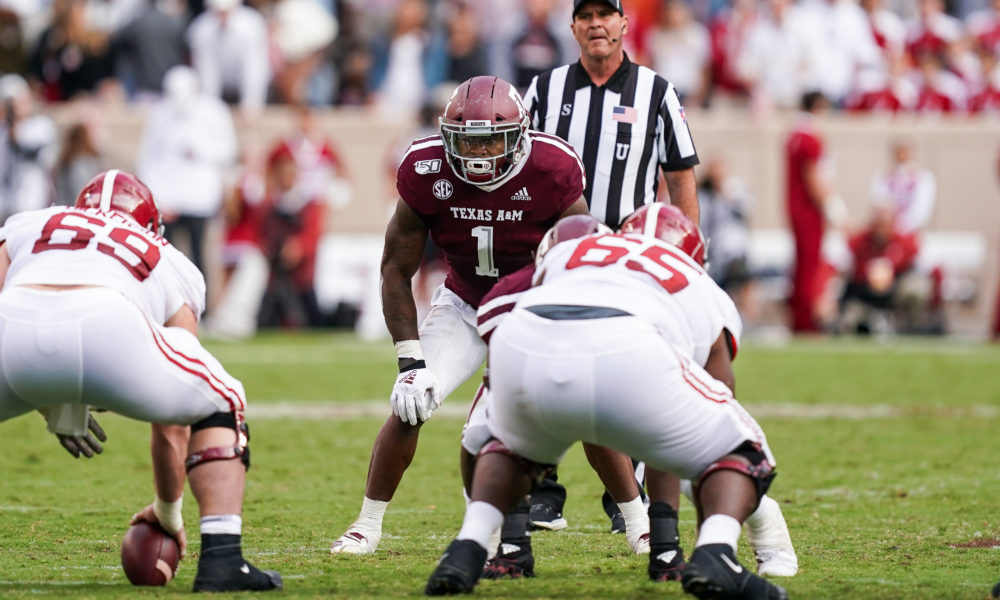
[478, 438, 555, 488]
[697, 441, 775, 505]
[186, 412, 251, 472]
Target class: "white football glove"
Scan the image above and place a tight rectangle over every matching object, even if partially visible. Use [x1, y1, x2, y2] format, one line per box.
[390, 366, 442, 426]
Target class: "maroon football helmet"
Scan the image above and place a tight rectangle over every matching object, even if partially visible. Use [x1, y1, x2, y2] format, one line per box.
[535, 214, 612, 266]
[439, 76, 530, 186]
[619, 203, 707, 266]
[75, 170, 163, 236]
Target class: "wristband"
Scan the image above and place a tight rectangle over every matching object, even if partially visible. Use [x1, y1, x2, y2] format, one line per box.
[394, 340, 424, 360]
[153, 496, 184, 535]
[399, 359, 427, 373]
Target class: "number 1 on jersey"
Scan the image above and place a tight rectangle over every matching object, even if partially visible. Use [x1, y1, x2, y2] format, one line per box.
[471, 226, 499, 277]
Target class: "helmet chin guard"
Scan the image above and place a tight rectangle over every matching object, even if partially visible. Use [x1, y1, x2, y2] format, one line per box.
[439, 76, 530, 186]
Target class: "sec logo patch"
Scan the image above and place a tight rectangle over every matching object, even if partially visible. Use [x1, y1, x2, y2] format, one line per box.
[433, 179, 453, 200]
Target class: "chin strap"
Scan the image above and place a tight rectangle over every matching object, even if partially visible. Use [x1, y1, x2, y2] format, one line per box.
[185, 413, 251, 472]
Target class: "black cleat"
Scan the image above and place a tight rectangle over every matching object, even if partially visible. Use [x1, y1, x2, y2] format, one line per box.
[648, 543, 686, 582]
[192, 554, 282, 592]
[992, 580, 1000, 599]
[528, 503, 567, 531]
[681, 544, 787, 600]
[609, 512, 626, 534]
[482, 542, 535, 579]
[426, 539, 487, 596]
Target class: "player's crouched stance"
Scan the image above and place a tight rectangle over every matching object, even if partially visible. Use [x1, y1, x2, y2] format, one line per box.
[426, 206, 787, 599]
[0, 171, 280, 592]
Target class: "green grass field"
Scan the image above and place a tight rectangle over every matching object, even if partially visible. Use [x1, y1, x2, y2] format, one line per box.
[1, 332, 999, 599]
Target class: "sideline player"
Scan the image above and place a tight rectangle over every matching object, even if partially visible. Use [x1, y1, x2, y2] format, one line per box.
[330, 75, 591, 555]
[0, 170, 281, 592]
[426, 204, 788, 600]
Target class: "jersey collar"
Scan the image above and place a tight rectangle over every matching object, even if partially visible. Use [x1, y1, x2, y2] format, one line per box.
[573, 52, 632, 93]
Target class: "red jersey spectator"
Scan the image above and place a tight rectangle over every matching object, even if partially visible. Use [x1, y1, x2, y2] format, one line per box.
[838, 206, 922, 335]
[272, 104, 353, 211]
[257, 143, 327, 328]
[904, 0, 963, 62]
[913, 51, 967, 114]
[968, 48, 1000, 113]
[786, 91, 839, 334]
[203, 163, 269, 340]
[845, 48, 920, 114]
[966, 0, 1000, 56]
[706, 0, 756, 104]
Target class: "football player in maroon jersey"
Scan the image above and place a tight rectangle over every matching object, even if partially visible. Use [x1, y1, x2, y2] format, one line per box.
[331, 76, 593, 556]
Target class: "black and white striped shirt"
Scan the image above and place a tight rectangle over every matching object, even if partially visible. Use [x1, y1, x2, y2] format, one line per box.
[522, 55, 699, 228]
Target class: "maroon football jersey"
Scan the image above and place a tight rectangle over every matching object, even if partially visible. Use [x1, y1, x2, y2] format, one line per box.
[396, 131, 584, 307]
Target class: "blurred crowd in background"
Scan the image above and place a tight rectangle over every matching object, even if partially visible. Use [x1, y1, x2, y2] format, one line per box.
[0, 0, 999, 115]
[0, 0, 997, 339]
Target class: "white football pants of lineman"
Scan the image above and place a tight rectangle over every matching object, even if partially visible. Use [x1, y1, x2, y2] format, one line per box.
[487, 309, 775, 479]
[0, 287, 246, 425]
[418, 285, 487, 404]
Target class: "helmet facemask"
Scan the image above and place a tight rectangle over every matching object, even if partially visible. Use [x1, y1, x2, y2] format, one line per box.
[440, 119, 525, 185]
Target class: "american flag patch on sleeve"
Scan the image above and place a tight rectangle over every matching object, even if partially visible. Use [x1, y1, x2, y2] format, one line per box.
[612, 105, 637, 123]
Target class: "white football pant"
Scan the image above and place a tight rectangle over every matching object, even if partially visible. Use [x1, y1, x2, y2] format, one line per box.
[0, 287, 246, 425]
[418, 285, 487, 402]
[487, 309, 775, 479]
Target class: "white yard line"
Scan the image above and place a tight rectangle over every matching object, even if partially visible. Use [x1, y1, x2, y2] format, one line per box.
[246, 401, 1000, 420]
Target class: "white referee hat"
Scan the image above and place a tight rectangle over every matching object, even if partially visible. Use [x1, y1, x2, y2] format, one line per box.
[573, 0, 623, 16]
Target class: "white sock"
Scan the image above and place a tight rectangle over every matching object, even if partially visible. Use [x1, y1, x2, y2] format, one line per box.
[746, 495, 775, 530]
[486, 525, 502, 561]
[201, 514, 242, 536]
[695, 514, 741, 552]
[617, 495, 648, 535]
[456, 501, 504, 551]
[355, 496, 389, 530]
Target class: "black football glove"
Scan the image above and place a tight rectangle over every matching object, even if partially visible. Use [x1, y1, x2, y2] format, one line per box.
[57, 413, 107, 458]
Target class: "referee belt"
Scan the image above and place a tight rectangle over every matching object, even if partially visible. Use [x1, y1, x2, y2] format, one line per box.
[524, 304, 632, 320]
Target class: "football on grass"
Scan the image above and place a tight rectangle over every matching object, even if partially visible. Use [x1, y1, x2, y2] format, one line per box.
[120, 521, 179, 586]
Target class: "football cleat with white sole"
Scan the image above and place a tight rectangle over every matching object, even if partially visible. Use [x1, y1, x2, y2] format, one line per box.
[745, 496, 798, 577]
[481, 542, 535, 579]
[192, 553, 282, 592]
[648, 545, 686, 582]
[609, 512, 626, 534]
[331, 525, 381, 555]
[682, 544, 788, 600]
[528, 503, 567, 531]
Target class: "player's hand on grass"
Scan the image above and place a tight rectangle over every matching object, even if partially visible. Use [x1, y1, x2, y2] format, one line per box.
[56, 413, 107, 459]
[390, 363, 442, 426]
[131, 503, 187, 557]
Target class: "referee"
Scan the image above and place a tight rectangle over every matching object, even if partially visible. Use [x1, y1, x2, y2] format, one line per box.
[522, 0, 700, 228]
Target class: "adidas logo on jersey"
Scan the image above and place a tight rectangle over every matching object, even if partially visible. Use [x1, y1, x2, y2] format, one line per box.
[510, 187, 532, 202]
